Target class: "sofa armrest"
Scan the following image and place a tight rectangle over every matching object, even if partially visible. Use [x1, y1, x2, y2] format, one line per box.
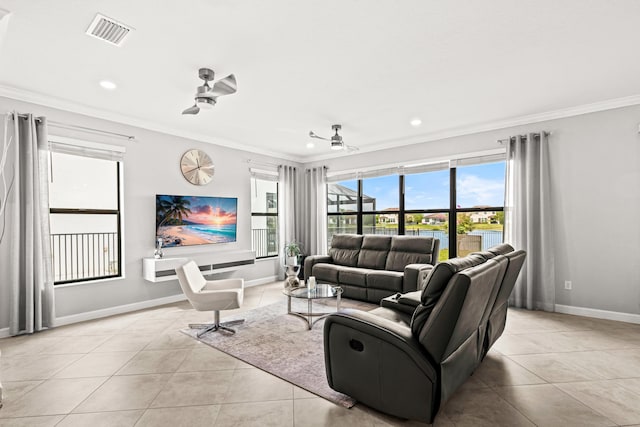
[304, 255, 332, 281]
[380, 290, 422, 314]
[324, 309, 436, 382]
[324, 309, 438, 423]
[404, 264, 434, 292]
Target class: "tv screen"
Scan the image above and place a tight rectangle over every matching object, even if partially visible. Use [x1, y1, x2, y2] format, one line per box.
[156, 194, 237, 247]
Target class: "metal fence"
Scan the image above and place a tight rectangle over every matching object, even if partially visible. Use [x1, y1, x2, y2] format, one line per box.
[51, 232, 119, 283]
[252, 228, 278, 258]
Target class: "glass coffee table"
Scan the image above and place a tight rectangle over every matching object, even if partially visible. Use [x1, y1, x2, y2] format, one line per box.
[283, 284, 343, 330]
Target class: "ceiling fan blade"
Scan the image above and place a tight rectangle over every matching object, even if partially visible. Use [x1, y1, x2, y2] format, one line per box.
[182, 104, 200, 115]
[345, 145, 359, 152]
[210, 74, 237, 97]
[309, 131, 329, 141]
[198, 91, 219, 100]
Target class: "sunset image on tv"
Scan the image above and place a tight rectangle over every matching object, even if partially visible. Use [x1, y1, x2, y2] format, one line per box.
[156, 195, 237, 247]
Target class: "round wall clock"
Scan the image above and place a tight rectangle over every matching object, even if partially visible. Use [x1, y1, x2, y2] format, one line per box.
[180, 149, 214, 185]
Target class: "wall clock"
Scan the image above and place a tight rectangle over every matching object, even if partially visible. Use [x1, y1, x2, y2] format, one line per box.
[180, 149, 214, 185]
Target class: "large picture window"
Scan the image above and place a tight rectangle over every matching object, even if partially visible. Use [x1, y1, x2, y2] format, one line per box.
[251, 176, 278, 258]
[326, 156, 505, 260]
[49, 149, 122, 284]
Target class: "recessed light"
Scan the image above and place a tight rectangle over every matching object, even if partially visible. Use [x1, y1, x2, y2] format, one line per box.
[410, 118, 422, 127]
[306, 142, 315, 149]
[99, 80, 117, 90]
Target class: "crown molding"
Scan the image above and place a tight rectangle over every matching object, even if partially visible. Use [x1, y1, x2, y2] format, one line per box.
[2, 82, 640, 165]
[300, 93, 640, 163]
[0, 84, 303, 162]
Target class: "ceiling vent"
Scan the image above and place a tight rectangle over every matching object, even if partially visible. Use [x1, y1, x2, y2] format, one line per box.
[85, 13, 133, 47]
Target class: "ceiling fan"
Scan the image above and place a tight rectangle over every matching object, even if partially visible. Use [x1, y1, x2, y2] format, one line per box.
[308, 124, 358, 151]
[182, 68, 237, 115]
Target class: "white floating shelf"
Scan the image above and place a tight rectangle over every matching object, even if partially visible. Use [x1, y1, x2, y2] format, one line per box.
[142, 250, 255, 282]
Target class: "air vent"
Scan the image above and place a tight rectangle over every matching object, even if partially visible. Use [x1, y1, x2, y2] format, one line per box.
[85, 13, 133, 47]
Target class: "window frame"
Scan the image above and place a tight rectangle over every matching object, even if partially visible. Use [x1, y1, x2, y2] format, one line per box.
[250, 177, 279, 259]
[326, 157, 505, 258]
[49, 152, 123, 285]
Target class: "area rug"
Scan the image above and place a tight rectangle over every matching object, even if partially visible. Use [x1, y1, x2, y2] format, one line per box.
[181, 298, 375, 408]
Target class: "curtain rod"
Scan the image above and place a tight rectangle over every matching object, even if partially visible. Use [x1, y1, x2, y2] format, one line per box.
[10, 112, 137, 142]
[497, 131, 551, 145]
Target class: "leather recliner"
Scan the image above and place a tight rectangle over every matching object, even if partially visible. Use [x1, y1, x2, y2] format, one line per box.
[323, 246, 526, 423]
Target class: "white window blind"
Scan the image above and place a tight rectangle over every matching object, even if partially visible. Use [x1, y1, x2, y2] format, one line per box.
[250, 167, 279, 182]
[49, 136, 125, 162]
[327, 151, 505, 183]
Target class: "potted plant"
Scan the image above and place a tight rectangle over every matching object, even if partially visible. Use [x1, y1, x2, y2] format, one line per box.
[284, 241, 302, 265]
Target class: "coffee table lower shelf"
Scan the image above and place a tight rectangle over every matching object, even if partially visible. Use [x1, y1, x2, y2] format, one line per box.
[283, 284, 343, 330]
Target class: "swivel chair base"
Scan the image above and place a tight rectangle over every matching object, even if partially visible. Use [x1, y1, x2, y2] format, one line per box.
[189, 310, 244, 337]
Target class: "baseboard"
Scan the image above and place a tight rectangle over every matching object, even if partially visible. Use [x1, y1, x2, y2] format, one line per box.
[15, 276, 280, 330]
[555, 304, 640, 325]
[245, 275, 279, 288]
[55, 293, 187, 327]
[54, 276, 280, 327]
[0, 327, 9, 339]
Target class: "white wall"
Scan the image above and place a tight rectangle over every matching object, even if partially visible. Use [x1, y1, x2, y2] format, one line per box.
[309, 105, 640, 316]
[2, 96, 639, 328]
[0, 96, 291, 329]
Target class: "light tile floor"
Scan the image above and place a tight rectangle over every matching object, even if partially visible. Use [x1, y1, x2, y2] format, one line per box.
[1, 282, 640, 426]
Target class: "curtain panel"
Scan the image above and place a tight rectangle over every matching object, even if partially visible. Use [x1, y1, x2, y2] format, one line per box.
[1, 113, 55, 335]
[278, 165, 302, 264]
[504, 132, 555, 311]
[301, 167, 328, 256]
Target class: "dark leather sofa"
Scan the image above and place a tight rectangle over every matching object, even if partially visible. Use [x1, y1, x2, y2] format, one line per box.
[323, 244, 526, 423]
[304, 234, 440, 303]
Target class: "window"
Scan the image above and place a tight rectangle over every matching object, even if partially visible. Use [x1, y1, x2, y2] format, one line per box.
[251, 177, 278, 258]
[327, 179, 359, 244]
[455, 161, 505, 256]
[404, 167, 450, 260]
[49, 149, 122, 284]
[326, 156, 506, 260]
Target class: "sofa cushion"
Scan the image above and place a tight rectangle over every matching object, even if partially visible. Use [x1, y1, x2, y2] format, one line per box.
[329, 234, 363, 267]
[411, 254, 487, 335]
[312, 263, 340, 283]
[487, 243, 514, 256]
[369, 306, 412, 328]
[469, 251, 496, 261]
[385, 236, 435, 271]
[357, 235, 391, 269]
[338, 266, 369, 287]
[366, 270, 404, 292]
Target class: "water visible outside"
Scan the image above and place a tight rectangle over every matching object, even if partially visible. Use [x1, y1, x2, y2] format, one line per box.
[328, 227, 504, 255]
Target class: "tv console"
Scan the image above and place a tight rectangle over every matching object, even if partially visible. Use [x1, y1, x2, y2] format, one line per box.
[142, 249, 255, 282]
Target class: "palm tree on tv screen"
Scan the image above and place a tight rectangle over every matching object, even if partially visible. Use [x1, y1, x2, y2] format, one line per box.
[156, 196, 192, 231]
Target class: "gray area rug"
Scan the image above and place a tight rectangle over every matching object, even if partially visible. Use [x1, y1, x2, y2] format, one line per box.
[181, 297, 375, 408]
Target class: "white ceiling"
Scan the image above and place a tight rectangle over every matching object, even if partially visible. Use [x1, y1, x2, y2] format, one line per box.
[1, 0, 640, 161]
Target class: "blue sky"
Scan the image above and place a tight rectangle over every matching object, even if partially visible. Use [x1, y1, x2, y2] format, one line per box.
[338, 162, 505, 210]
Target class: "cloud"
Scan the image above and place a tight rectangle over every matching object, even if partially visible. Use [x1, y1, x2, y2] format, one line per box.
[456, 174, 504, 206]
[190, 204, 236, 224]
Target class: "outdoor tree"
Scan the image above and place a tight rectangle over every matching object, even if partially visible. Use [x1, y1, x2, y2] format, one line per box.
[442, 213, 475, 234]
[456, 213, 474, 234]
[493, 211, 505, 224]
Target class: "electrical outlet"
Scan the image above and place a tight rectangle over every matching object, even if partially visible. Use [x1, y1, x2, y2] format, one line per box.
[564, 280, 572, 290]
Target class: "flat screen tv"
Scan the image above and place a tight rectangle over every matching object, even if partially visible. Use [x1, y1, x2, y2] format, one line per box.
[155, 194, 237, 247]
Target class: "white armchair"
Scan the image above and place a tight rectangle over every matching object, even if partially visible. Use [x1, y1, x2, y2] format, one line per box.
[175, 260, 245, 337]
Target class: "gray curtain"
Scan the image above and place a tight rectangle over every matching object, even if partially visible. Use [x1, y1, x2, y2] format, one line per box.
[1, 113, 55, 335]
[301, 166, 328, 256]
[504, 132, 555, 311]
[278, 165, 302, 264]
